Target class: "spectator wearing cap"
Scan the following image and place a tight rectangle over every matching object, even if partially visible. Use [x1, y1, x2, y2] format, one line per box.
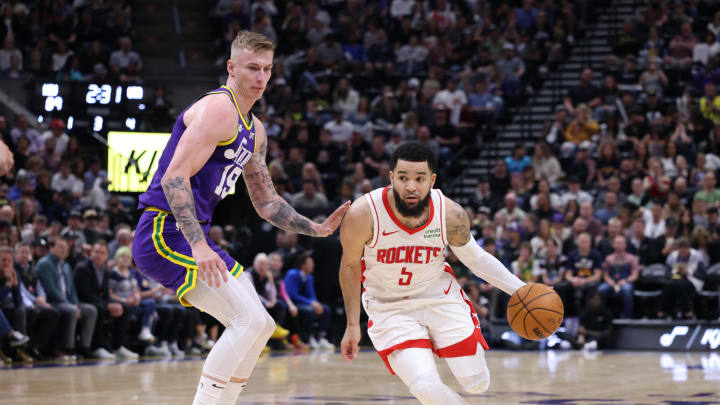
[495, 42, 525, 94]
[40, 119, 69, 159]
[50, 161, 83, 198]
[561, 176, 593, 207]
[82, 209, 101, 245]
[73, 241, 126, 359]
[36, 237, 97, 359]
[660, 237, 707, 319]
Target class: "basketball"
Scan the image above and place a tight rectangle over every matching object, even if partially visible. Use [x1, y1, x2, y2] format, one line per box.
[507, 283, 564, 340]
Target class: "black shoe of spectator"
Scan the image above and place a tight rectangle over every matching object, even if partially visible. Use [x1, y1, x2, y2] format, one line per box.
[7, 331, 29, 348]
[27, 347, 47, 362]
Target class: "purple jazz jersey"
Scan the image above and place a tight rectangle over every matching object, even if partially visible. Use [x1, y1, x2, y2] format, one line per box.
[138, 85, 256, 222]
[133, 86, 254, 306]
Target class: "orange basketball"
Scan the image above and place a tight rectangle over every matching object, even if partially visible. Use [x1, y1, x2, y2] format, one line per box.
[507, 283, 564, 340]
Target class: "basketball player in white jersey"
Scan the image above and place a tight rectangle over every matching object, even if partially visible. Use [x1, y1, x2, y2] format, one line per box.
[339, 141, 526, 404]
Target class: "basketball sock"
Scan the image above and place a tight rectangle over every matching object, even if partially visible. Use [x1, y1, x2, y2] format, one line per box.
[192, 374, 227, 405]
[217, 381, 246, 405]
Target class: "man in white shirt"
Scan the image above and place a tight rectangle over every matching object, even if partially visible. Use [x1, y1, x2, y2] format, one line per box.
[323, 110, 355, 144]
[390, 0, 415, 18]
[693, 31, 720, 65]
[561, 176, 593, 207]
[50, 162, 84, 198]
[109, 37, 143, 73]
[643, 202, 666, 238]
[40, 119, 69, 159]
[433, 78, 467, 126]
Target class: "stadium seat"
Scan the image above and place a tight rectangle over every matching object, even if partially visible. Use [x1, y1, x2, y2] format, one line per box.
[633, 264, 669, 318]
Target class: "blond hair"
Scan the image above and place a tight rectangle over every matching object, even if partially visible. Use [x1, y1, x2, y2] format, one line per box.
[231, 30, 274, 57]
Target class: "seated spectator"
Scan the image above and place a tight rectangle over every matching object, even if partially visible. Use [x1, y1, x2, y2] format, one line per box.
[505, 145, 532, 173]
[534, 239, 574, 315]
[579, 201, 604, 239]
[511, 242, 536, 283]
[700, 83, 720, 125]
[612, 20, 641, 57]
[246, 253, 289, 343]
[36, 237, 97, 360]
[532, 143, 564, 187]
[663, 23, 697, 71]
[693, 170, 720, 207]
[498, 192, 526, 223]
[40, 119, 69, 160]
[598, 236, 640, 318]
[660, 237, 707, 319]
[565, 104, 599, 144]
[466, 79, 504, 123]
[638, 60, 668, 99]
[558, 292, 614, 350]
[291, 179, 329, 219]
[74, 241, 128, 359]
[561, 176, 593, 207]
[109, 37, 143, 74]
[564, 68, 600, 115]
[594, 192, 619, 225]
[564, 233, 603, 313]
[284, 253, 334, 349]
[693, 31, 720, 66]
[543, 105, 570, 149]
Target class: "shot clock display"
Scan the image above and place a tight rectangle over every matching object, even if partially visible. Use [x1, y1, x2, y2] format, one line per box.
[31, 81, 148, 133]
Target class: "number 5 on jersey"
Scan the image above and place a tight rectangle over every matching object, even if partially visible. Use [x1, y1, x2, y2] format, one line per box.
[398, 267, 413, 286]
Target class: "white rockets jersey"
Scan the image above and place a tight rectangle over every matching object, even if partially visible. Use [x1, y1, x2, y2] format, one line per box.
[361, 186, 449, 300]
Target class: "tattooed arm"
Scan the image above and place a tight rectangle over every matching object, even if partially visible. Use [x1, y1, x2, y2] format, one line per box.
[446, 196, 524, 295]
[160, 94, 238, 286]
[243, 118, 350, 237]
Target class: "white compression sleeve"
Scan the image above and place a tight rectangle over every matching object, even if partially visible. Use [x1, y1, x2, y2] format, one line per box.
[450, 239, 525, 295]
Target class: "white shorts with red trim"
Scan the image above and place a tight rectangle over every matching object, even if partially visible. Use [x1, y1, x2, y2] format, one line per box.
[363, 269, 489, 375]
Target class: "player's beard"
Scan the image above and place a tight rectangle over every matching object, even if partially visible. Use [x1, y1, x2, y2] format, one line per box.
[393, 187, 431, 218]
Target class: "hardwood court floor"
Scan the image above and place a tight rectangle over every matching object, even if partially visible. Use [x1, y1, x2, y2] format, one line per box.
[1, 350, 719, 404]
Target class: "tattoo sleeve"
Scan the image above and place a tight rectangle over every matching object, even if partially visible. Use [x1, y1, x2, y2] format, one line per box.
[243, 137, 319, 236]
[161, 176, 205, 247]
[446, 200, 471, 246]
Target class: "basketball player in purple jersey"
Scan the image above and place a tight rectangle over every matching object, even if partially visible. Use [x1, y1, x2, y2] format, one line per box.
[132, 31, 350, 405]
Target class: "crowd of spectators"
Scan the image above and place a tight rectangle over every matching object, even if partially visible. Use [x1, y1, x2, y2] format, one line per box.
[2, 0, 720, 363]
[0, 0, 143, 83]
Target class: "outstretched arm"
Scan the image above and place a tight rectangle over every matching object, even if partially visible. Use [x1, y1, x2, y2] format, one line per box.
[445, 197, 525, 295]
[242, 119, 350, 236]
[338, 198, 372, 362]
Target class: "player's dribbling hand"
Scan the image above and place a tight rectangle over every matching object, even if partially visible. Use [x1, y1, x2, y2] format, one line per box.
[341, 324, 361, 362]
[312, 201, 351, 237]
[192, 243, 228, 287]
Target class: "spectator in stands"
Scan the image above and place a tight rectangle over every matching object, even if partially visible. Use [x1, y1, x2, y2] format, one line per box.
[543, 105, 570, 149]
[565, 104, 599, 144]
[700, 83, 720, 125]
[579, 201, 603, 239]
[661, 237, 707, 319]
[498, 192, 526, 223]
[594, 192, 619, 225]
[50, 161, 83, 198]
[564, 68, 600, 115]
[564, 232, 603, 310]
[511, 242, 535, 282]
[693, 170, 720, 207]
[561, 176, 593, 207]
[73, 241, 125, 360]
[433, 78, 467, 126]
[532, 143, 564, 187]
[664, 23, 697, 71]
[505, 145, 532, 174]
[693, 31, 720, 66]
[560, 292, 613, 350]
[40, 119, 69, 160]
[284, 253, 333, 349]
[10, 116, 42, 154]
[108, 247, 151, 356]
[36, 237, 97, 360]
[291, 179, 329, 219]
[598, 235, 640, 318]
[613, 19, 641, 57]
[109, 37, 142, 74]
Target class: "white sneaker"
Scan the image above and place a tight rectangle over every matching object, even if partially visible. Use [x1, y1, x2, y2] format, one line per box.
[559, 341, 572, 350]
[318, 337, 335, 350]
[159, 341, 172, 356]
[92, 347, 117, 360]
[138, 327, 155, 343]
[144, 345, 166, 357]
[309, 336, 320, 350]
[115, 346, 140, 359]
[206, 339, 215, 349]
[169, 342, 185, 358]
[583, 340, 598, 351]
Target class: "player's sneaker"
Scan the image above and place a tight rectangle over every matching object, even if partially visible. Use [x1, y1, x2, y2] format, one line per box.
[138, 327, 156, 343]
[92, 347, 117, 360]
[115, 346, 139, 359]
[583, 341, 598, 351]
[144, 345, 167, 357]
[318, 338, 335, 350]
[309, 336, 320, 350]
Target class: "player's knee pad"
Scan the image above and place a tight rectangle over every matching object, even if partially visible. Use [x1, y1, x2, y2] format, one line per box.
[457, 371, 490, 394]
[408, 371, 455, 405]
